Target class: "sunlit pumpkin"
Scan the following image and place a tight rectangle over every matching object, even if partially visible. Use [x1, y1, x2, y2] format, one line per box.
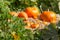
[40, 11, 56, 23]
[9, 11, 18, 16]
[18, 11, 28, 20]
[25, 7, 40, 19]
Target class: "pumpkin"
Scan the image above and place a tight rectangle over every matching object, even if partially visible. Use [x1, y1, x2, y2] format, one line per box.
[25, 7, 40, 19]
[40, 11, 56, 23]
[18, 11, 28, 20]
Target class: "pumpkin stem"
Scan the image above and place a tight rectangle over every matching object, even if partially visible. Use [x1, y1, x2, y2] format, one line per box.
[40, 5, 43, 13]
[48, 9, 49, 12]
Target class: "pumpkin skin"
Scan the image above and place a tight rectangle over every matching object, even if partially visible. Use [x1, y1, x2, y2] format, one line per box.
[18, 11, 28, 20]
[25, 7, 40, 19]
[40, 11, 56, 23]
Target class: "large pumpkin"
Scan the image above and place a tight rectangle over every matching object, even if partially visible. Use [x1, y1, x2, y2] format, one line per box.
[25, 7, 40, 19]
[40, 11, 56, 23]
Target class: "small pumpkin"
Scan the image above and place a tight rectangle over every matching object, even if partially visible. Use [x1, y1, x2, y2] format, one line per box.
[18, 11, 28, 20]
[30, 24, 39, 28]
[9, 11, 18, 16]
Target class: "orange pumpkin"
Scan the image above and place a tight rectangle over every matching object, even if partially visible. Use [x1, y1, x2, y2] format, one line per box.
[40, 11, 56, 23]
[18, 11, 28, 20]
[9, 11, 18, 16]
[25, 7, 40, 19]
[30, 24, 39, 28]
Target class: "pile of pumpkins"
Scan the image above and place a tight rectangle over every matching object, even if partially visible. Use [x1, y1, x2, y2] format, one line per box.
[9, 6, 57, 29]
